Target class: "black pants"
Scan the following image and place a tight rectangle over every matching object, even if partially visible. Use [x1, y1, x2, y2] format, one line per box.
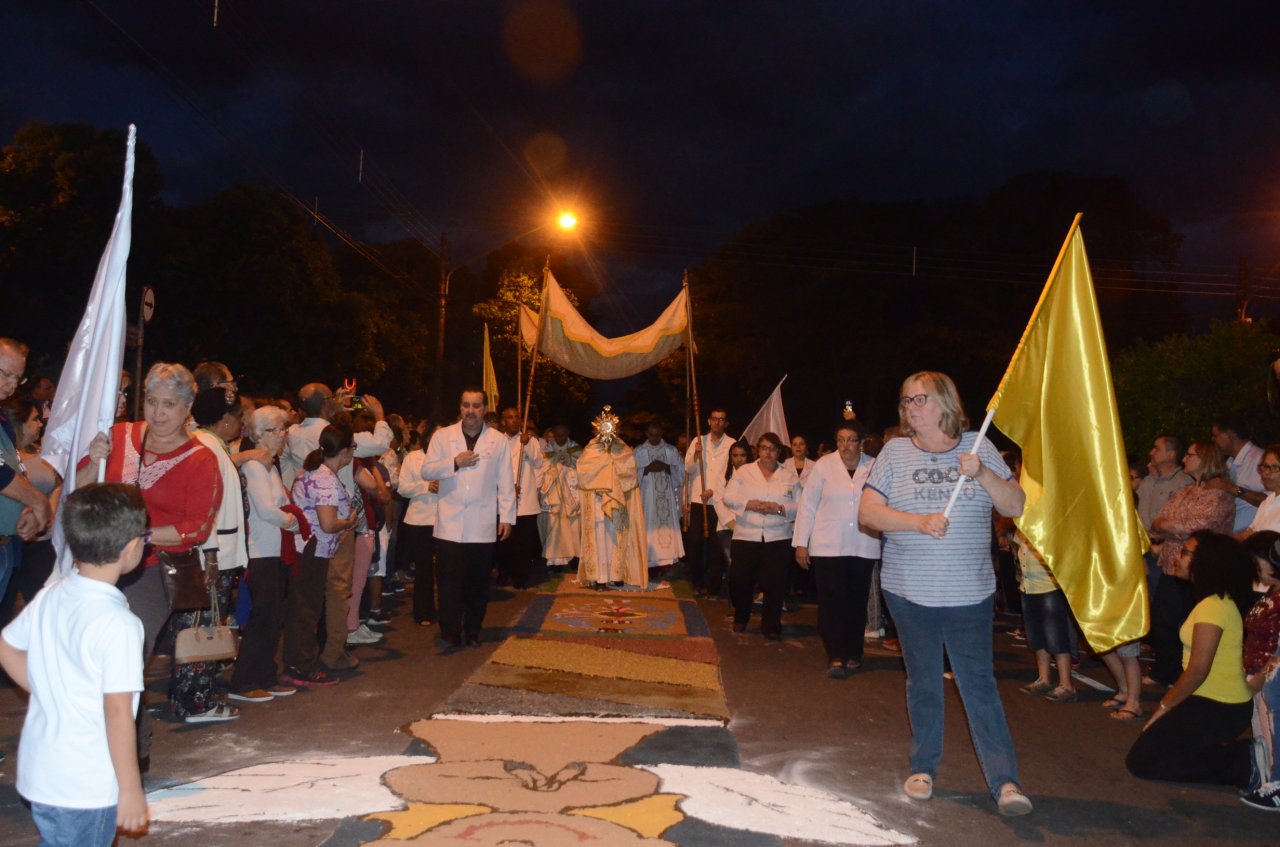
[401, 523, 436, 623]
[498, 514, 541, 589]
[686, 505, 724, 593]
[813, 556, 876, 663]
[1151, 574, 1194, 685]
[231, 557, 286, 691]
[730, 539, 790, 637]
[1126, 694, 1253, 787]
[435, 538, 494, 641]
[283, 539, 329, 674]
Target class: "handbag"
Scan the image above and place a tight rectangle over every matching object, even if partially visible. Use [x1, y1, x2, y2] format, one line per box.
[174, 584, 239, 664]
[158, 548, 211, 611]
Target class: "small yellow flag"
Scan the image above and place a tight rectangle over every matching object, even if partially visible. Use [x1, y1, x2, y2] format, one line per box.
[990, 214, 1150, 652]
[482, 323, 499, 412]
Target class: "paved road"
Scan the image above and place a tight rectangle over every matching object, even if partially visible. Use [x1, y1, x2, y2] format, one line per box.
[0, 581, 1272, 846]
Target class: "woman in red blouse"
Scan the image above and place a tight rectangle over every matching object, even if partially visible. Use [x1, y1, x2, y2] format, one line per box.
[81, 363, 223, 732]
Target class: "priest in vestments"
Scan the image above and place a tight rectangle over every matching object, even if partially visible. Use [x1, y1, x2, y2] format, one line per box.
[576, 408, 648, 589]
[633, 420, 685, 573]
[539, 451, 580, 568]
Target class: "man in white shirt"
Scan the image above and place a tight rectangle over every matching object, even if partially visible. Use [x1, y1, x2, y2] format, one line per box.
[498, 407, 544, 589]
[634, 421, 685, 574]
[684, 408, 735, 596]
[422, 388, 516, 650]
[1211, 417, 1267, 534]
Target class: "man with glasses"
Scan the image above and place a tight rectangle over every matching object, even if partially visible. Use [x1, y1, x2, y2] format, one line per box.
[684, 408, 735, 597]
[1209, 417, 1266, 534]
[1236, 447, 1280, 540]
[0, 338, 53, 619]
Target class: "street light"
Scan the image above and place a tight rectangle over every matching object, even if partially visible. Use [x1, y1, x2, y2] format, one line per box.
[558, 211, 577, 231]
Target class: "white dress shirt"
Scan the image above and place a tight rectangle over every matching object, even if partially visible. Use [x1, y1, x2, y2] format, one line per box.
[721, 461, 800, 542]
[421, 422, 516, 543]
[684, 432, 736, 507]
[792, 452, 880, 558]
[510, 433, 545, 517]
[1229, 441, 1265, 534]
[396, 449, 438, 527]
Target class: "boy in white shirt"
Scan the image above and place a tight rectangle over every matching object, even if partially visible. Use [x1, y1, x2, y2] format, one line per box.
[0, 483, 149, 846]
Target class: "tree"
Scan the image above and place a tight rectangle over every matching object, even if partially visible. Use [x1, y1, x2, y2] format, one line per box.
[472, 264, 591, 427]
[1112, 321, 1278, 458]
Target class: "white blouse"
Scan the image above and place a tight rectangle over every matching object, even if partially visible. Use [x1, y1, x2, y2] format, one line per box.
[721, 461, 800, 542]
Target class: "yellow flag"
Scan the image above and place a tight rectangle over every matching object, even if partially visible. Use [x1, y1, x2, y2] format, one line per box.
[482, 323, 499, 412]
[990, 214, 1149, 652]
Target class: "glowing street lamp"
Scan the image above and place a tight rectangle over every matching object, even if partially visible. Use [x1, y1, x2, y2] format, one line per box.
[558, 211, 577, 231]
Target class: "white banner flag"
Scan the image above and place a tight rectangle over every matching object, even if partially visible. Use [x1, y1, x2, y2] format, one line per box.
[41, 125, 135, 576]
[741, 376, 790, 450]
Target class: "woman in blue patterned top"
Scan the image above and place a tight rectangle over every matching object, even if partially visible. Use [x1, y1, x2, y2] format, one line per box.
[859, 371, 1031, 816]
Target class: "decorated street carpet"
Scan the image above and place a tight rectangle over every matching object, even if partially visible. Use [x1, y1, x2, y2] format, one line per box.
[147, 578, 915, 845]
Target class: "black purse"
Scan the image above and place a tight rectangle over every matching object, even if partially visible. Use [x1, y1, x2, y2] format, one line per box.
[136, 425, 210, 611]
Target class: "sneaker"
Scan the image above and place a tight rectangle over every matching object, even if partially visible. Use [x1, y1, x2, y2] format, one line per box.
[367, 612, 392, 627]
[227, 689, 274, 703]
[997, 783, 1033, 816]
[1241, 783, 1280, 812]
[281, 667, 339, 688]
[267, 683, 297, 697]
[904, 773, 933, 800]
[881, 637, 901, 654]
[346, 624, 383, 645]
[184, 703, 240, 723]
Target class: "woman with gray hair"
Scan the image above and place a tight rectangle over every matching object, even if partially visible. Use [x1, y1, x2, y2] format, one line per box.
[228, 405, 299, 702]
[81, 362, 225, 737]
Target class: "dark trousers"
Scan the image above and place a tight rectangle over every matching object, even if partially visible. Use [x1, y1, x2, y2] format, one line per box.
[686, 504, 724, 592]
[730, 539, 790, 637]
[498, 514, 541, 589]
[119, 563, 169, 760]
[813, 556, 877, 663]
[231, 557, 286, 691]
[283, 540, 329, 674]
[1126, 695, 1253, 787]
[436, 538, 494, 641]
[401, 523, 436, 622]
[1151, 574, 1194, 685]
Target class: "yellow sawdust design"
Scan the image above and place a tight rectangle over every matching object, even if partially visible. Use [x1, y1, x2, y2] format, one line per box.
[366, 802, 490, 839]
[567, 793, 686, 837]
[490, 638, 721, 691]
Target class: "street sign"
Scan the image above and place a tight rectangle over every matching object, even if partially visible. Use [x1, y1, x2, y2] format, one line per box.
[141, 286, 156, 324]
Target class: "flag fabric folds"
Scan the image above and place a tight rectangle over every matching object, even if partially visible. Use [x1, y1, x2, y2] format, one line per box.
[989, 214, 1149, 651]
[741, 376, 790, 450]
[482, 323, 499, 411]
[519, 272, 687, 380]
[41, 125, 135, 576]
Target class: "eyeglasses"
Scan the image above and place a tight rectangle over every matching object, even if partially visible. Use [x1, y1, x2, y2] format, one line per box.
[1260, 463, 1280, 474]
[1178, 546, 1195, 558]
[0, 366, 26, 386]
[899, 394, 929, 408]
[835, 436, 862, 445]
[262, 426, 284, 434]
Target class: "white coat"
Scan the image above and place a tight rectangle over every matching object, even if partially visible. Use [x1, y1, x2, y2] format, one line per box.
[421, 422, 516, 543]
[792, 451, 880, 558]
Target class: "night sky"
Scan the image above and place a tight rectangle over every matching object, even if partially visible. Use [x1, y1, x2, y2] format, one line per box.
[6, 1, 1280, 327]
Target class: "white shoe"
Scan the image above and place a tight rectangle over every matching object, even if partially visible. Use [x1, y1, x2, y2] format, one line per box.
[904, 773, 933, 800]
[346, 624, 383, 645]
[997, 783, 1033, 816]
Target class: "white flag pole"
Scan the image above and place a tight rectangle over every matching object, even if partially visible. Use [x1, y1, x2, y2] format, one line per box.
[941, 407, 995, 519]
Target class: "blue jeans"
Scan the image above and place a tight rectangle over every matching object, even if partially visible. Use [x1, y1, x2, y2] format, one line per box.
[31, 802, 116, 847]
[0, 537, 20, 613]
[884, 590, 1021, 798]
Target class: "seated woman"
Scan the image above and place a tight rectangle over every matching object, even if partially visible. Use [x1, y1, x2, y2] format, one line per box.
[1241, 531, 1280, 810]
[1126, 530, 1256, 787]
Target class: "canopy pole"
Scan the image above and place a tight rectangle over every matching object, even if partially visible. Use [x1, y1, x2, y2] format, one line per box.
[518, 264, 552, 497]
[684, 271, 709, 539]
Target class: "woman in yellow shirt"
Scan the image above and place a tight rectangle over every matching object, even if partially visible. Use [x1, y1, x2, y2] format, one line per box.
[1126, 531, 1257, 787]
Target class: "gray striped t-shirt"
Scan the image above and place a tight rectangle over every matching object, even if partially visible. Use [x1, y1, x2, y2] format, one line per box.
[865, 433, 1011, 607]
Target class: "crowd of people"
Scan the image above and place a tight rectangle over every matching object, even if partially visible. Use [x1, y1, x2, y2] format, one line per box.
[3, 333, 1280, 842]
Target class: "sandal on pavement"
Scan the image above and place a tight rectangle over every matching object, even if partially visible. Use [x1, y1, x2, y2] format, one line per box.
[904, 773, 933, 801]
[827, 661, 849, 680]
[184, 703, 240, 724]
[1045, 686, 1078, 703]
[1110, 707, 1144, 721]
[1019, 679, 1052, 696]
[1101, 696, 1127, 709]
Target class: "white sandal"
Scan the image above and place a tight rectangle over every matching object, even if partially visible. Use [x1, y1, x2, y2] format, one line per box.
[184, 703, 240, 724]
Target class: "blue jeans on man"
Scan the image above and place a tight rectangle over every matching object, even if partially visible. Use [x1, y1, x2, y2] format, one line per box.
[884, 590, 1022, 799]
[31, 802, 117, 847]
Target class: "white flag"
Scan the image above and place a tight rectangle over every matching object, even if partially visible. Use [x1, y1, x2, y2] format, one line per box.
[741, 375, 790, 450]
[41, 125, 135, 576]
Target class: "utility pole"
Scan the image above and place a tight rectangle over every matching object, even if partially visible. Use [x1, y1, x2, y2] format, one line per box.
[1236, 257, 1252, 323]
[432, 233, 450, 424]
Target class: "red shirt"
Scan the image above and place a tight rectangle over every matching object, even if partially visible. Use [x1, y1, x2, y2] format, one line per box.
[1245, 587, 1280, 676]
[82, 421, 221, 565]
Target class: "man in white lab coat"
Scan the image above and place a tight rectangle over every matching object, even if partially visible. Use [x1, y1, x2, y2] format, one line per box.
[497, 406, 544, 589]
[421, 388, 516, 650]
